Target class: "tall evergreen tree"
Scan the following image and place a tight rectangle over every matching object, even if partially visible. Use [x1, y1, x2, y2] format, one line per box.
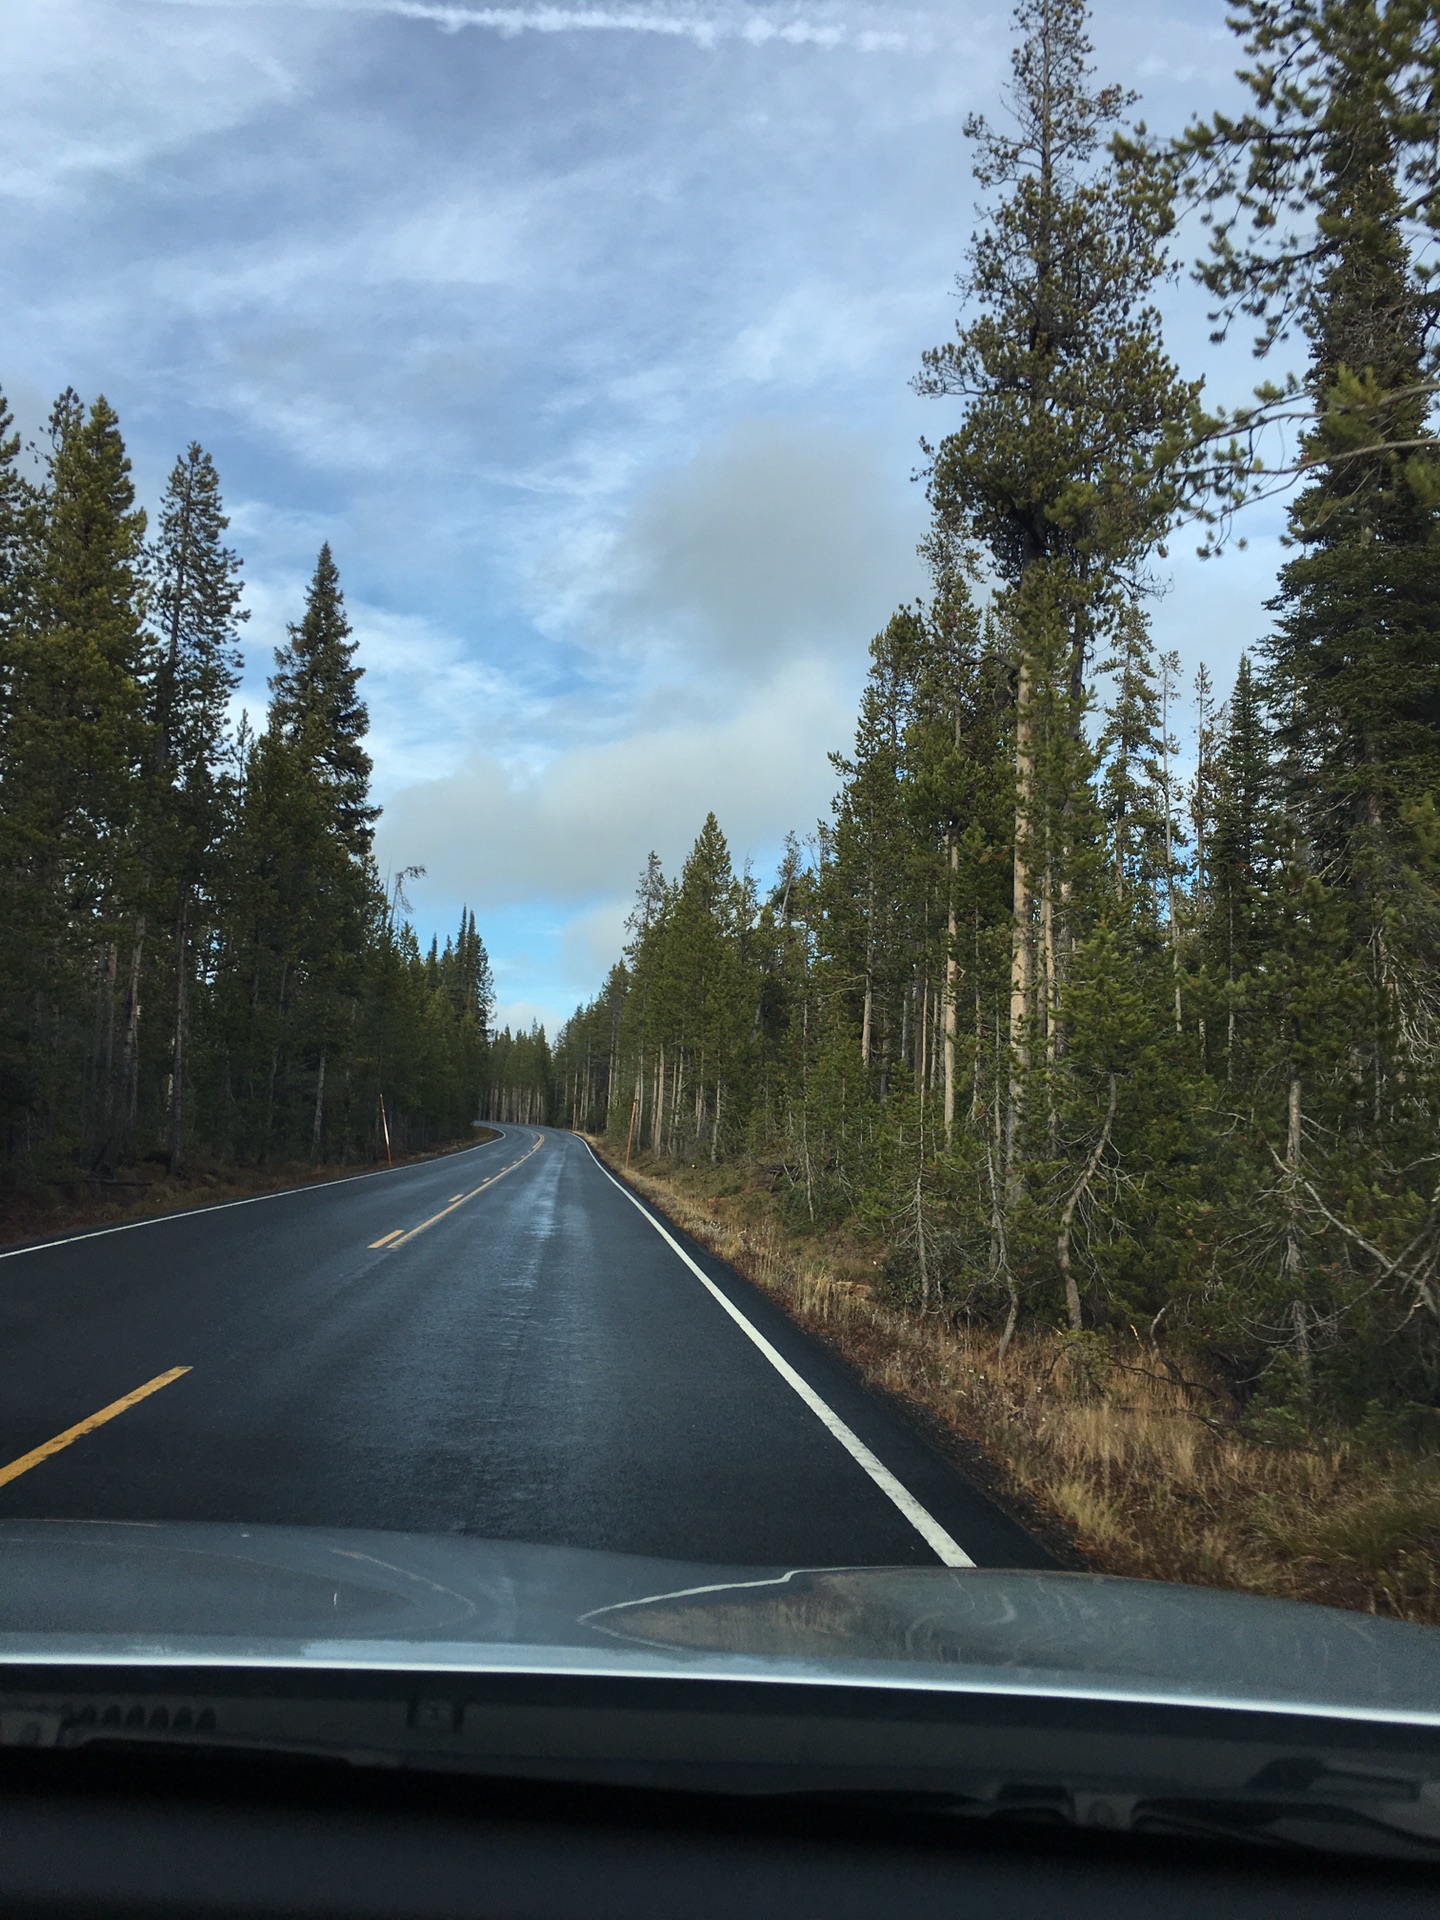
[915, 0, 1201, 1208]
[1204, 655, 1276, 1084]
[148, 443, 246, 1170]
[0, 393, 150, 1168]
[1099, 606, 1168, 910]
[0, 388, 40, 1146]
[269, 544, 378, 860]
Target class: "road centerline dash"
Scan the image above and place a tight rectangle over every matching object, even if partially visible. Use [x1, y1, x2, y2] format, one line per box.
[382, 1133, 545, 1249]
[0, 1367, 192, 1492]
[0, 1131, 507, 1266]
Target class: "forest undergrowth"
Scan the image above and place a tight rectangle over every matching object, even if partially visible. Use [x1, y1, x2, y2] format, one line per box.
[0, 1125, 500, 1251]
[594, 1141, 1440, 1627]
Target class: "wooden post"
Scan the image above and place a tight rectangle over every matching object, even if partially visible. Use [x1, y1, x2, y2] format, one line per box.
[378, 1092, 393, 1166]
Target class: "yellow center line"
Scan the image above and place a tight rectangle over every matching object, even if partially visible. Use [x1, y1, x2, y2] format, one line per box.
[369, 1228, 404, 1248]
[0, 1367, 192, 1491]
[381, 1133, 544, 1250]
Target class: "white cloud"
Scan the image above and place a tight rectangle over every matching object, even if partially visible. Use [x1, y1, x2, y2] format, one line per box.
[378, 650, 854, 911]
[560, 897, 633, 984]
[550, 416, 928, 677]
[2, 0, 1286, 1043]
[490, 998, 560, 1034]
[0, 0, 314, 200]
[233, 567, 554, 794]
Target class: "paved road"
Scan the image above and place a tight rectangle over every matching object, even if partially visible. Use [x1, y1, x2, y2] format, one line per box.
[0, 1127, 1051, 1570]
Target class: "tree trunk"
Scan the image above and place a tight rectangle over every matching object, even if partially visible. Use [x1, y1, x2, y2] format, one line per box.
[915, 1172, 931, 1310]
[987, 1136, 1019, 1361]
[861, 845, 876, 1068]
[86, 942, 119, 1170]
[1007, 654, 1036, 1189]
[943, 837, 958, 1149]
[119, 917, 146, 1152]
[1057, 1072, 1117, 1332]
[1040, 844, 1058, 1153]
[917, 970, 928, 1095]
[1161, 656, 1182, 1034]
[311, 1048, 327, 1161]
[167, 893, 190, 1175]
[1283, 1068, 1306, 1373]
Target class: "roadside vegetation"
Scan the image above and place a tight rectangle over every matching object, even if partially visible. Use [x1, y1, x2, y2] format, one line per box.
[0, 1126, 500, 1252]
[2, 0, 1437, 1607]
[600, 1143, 1440, 1625]
[547, 0, 1440, 1613]
[0, 425, 498, 1194]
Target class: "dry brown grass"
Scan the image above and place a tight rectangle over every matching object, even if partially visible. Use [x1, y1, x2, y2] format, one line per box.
[595, 1142, 1440, 1625]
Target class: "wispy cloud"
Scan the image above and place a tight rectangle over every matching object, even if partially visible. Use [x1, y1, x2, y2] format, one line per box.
[387, 3, 910, 49]
[158, 0, 915, 52]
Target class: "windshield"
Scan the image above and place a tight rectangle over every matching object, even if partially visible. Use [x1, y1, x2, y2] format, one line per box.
[0, 0, 1437, 1869]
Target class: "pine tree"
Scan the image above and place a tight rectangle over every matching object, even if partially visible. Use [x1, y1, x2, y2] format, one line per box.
[1206, 655, 1277, 1084]
[915, 0, 1201, 1200]
[148, 443, 247, 1171]
[260, 546, 379, 1158]
[1184, 0, 1438, 374]
[269, 544, 378, 860]
[1099, 606, 1168, 910]
[825, 613, 922, 1098]
[0, 387, 41, 1150]
[0, 387, 35, 716]
[1189, 662, 1221, 910]
[1259, 28, 1440, 870]
[0, 393, 151, 1168]
[667, 813, 747, 1161]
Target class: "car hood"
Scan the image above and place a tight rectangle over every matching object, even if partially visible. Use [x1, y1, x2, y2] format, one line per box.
[0, 1519, 1435, 1724]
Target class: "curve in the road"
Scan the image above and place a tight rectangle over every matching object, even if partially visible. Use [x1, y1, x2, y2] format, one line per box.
[0, 1126, 1055, 1572]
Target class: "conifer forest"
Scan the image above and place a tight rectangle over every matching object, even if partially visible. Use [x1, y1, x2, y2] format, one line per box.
[0, 403, 494, 1180]
[3, 0, 1440, 1443]
[551, 0, 1440, 1436]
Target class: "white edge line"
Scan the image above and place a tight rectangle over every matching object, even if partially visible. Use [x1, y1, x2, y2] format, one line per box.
[0, 1129, 513, 1265]
[583, 1142, 975, 1570]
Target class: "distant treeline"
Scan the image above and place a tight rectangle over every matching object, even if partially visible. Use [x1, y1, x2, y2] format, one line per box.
[481, 1026, 553, 1126]
[0, 389, 495, 1186]
[552, 0, 1440, 1434]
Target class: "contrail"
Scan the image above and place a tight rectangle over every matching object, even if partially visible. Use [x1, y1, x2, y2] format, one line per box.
[377, 2, 907, 50]
[156, 0, 916, 53]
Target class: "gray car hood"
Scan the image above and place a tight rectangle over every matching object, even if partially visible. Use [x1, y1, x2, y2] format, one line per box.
[0, 1519, 1435, 1725]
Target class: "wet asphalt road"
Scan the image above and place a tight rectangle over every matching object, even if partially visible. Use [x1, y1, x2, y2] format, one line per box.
[0, 1126, 1051, 1570]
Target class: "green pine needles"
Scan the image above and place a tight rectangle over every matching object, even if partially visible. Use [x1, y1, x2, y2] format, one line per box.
[0, 400, 494, 1186]
[556, 0, 1440, 1436]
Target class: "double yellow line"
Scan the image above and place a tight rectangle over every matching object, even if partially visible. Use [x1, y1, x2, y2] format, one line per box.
[368, 1133, 543, 1250]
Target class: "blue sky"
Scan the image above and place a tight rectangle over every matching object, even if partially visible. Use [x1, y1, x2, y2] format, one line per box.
[3, 0, 1297, 1034]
